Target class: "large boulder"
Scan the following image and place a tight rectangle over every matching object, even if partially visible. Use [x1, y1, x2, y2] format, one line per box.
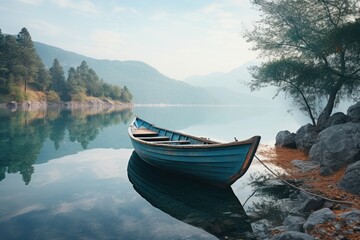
[295, 124, 319, 153]
[325, 112, 351, 128]
[303, 208, 336, 232]
[275, 130, 297, 148]
[300, 196, 324, 212]
[339, 209, 360, 225]
[309, 122, 360, 175]
[347, 102, 360, 122]
[273, 231, 315, 240]
[283, 215, 306, 232]
[338, 160, 360, 195]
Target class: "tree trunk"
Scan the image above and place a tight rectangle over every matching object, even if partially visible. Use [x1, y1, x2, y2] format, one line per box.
[317, 51, 347, 130]
[317, 89, 337, 129]
[317, 78, 345, 129]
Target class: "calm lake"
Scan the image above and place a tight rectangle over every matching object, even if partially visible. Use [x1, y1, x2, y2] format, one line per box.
[0, 105, 307, 239]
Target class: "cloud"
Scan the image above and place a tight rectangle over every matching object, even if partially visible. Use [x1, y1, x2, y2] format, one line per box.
[17, 0, 44, 5]
[52, 0, 99, 15]
[28, 19, 63, 37]
[0, 204, 45, 221]
[85, 29, 128, 59]
[53, 198, 97, 214]
[112, 7, 139, 16]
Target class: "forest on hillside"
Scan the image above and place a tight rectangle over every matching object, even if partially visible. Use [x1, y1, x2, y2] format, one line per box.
[0, 28, 132, 103]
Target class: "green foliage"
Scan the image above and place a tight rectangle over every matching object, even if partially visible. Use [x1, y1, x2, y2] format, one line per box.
[65, 60, 132, 102]
[35, 63, 51, 91]
[121, 86, 133, 102]
[9, 83, 26, 102]
[0, 28, 133, 103]
[46, 90, 60, 102]
[49, 58, 68, 100]
[246, 0, 360, 125]
[0, 27, 44, 100]
[70, 91, 87, 101]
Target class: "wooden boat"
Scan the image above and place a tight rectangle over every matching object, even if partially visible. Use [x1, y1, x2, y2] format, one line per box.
[128, 116, 261, 186]
[127, 151, 255, 240]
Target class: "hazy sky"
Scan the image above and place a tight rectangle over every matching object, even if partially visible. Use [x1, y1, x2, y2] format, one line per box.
[1, 0, 259, 80]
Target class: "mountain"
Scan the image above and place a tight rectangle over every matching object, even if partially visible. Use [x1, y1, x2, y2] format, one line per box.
[184, 62, 281, 104]
[184, 62, 256, 92]
[34, 42, 217, 104]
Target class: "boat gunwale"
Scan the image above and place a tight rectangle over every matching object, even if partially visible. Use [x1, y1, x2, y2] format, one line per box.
[128, 117, 260, 149]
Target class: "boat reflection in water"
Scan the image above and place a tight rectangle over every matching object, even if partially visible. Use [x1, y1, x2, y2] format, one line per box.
[127, 151, 255, 240]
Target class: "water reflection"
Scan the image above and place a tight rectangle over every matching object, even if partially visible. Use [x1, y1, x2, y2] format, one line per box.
[127, 151, 255, 240]
[0, 108, 132, 184]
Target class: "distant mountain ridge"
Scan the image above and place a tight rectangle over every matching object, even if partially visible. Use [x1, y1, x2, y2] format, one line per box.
[35, 42, 217, 104]
[184, 61, 280, 102]
[184, 62, 256, 91]
[35, 42, 274, 105]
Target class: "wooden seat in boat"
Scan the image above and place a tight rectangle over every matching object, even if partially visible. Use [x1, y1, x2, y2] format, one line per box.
[154, 140, 191, 145]
[133, 129, 158, 137]
[139, 136, 170, 141]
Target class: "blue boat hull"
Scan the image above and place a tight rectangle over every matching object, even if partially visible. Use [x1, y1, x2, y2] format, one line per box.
[128, 117, 261, 186]
[127, 151, 254, 239]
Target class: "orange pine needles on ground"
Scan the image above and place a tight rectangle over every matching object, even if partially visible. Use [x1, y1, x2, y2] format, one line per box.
[257, 145, 360, 208]
[257, 145, 360, 239]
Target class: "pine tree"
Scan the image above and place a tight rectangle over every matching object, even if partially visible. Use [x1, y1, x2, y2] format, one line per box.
[16, 27, 42, 92]
[49, 58, 67, 100]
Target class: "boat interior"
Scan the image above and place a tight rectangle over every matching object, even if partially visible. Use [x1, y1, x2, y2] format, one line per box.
[131, 117, 217, 145]
[133, 129, 194, 145]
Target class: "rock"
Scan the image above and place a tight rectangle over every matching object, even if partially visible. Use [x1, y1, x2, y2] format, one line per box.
[276, 130, 297, 148]
[297, 192, 312, 201]
[347, 102, 360, 122]
[251, 219, 271, 239]
[300, 196, 324, 212]
[291, 160, 319, 172]
[303, 208, 336, 232]
[6, 101, 17, 109]
[283, 215, 306, 232]
[103, 99, 114, 105]
[295, 124, 318, 153]
[338, 161, 360, 195]
[339, 209, 360, 225]
[272, 231, 315, 240]
[309, 122, 360, 175]
[325, 112, 352, 128]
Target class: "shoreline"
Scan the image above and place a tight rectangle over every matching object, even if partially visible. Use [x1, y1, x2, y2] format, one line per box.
[0, 100, 134, 111]
[254, 145, 360, 239]
[260, 145, 360, 208]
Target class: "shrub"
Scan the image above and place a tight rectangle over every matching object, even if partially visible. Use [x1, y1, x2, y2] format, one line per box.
[70, 92, 86, 101]
[46, 90, 60, 102]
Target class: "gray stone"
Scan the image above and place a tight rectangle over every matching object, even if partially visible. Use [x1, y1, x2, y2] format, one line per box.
[295, 124, 319, 153]
[339, 209, 360, 225]
[297, 192, 312, 201]
[6, 101, 17, 109]
[251, 219, 271, 239]
[309, 122, 360, 175]
[272, 231, 315, 240]
[291, 160, 319, 172]
[338, 161, 360, 195]
[283, 215, 306, 232]
[325, 112, 352, 128]
[347, 102, 360, 122]
[276, 130, 297, 148]
[300, 196, 324, 212]
[303, 208, 336, 232]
